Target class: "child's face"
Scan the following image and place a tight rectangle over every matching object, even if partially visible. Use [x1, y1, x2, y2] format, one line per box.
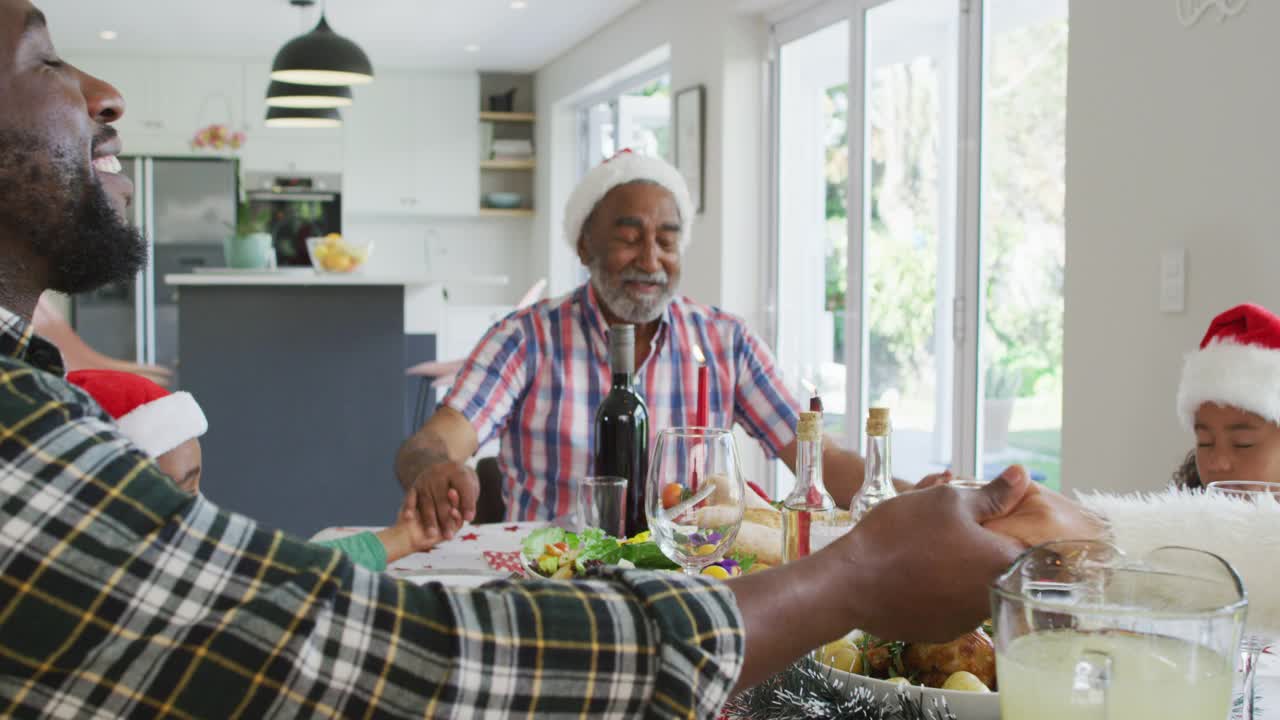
[156, 439, 203, 495]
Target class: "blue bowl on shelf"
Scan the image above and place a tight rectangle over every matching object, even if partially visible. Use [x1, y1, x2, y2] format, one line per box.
[483, 192, 523, 209]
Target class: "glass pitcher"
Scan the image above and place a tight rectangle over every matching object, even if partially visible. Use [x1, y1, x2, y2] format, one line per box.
[991, 541, 1247, 720]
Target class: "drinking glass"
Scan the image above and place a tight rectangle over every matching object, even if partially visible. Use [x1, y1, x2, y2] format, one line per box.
[991, 541, 1246, 720]
[1206, 480, 1280, 719]
[646, 428, 745, 575]
[579, 476, 627, 538]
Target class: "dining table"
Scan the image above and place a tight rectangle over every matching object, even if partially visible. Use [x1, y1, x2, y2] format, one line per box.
[312, 522, 1279, 718]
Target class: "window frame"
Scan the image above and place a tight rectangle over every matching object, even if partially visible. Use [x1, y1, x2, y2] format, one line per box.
[767, 0, 1010, 482]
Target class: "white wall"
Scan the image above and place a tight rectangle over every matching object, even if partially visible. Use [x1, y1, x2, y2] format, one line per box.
[1063, 0, 1280, 493]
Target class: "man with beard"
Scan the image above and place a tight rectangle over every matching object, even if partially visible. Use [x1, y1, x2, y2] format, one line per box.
[0, 3, 1107, 716]
[398, 151, 872, 532]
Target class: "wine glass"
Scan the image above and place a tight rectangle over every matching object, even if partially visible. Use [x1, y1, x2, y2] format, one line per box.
[1206, 480, 1280, 720]
[646, 428, 745, 575]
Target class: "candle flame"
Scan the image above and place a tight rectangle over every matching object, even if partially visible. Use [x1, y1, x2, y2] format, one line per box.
[801, 378, 816, 395]
[691, 344, 706, 364]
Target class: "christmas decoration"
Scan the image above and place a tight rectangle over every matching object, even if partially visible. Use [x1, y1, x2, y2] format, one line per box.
[723, 657, 956, 720]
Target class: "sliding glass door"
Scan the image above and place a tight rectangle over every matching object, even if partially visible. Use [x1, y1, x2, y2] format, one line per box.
[773, 0, 1068, 490]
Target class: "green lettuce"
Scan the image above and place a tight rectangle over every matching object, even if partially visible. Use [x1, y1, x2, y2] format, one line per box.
[521, 527, 567, 558]
[620, 541, 680, 570]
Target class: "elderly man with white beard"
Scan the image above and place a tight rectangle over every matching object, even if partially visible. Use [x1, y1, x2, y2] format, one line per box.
[396, 150, 871, 533]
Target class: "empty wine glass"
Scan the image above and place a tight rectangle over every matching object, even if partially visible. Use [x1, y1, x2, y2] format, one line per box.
[1206, 480, 1280, 720]
[646, 428, 745, 575]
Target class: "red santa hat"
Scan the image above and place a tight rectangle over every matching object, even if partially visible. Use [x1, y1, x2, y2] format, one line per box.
[67, 370, 208, 458]
[563, 149, 694, 253]
[1177, 303, 1280, 430]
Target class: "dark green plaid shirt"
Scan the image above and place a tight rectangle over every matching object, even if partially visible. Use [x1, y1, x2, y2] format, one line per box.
[0, 307, 743, 718]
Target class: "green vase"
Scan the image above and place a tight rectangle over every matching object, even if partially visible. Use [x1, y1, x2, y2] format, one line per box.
[224, 233, 276, 269]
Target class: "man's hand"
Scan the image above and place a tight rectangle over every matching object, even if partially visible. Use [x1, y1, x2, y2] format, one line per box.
[396, 408, 483, 540]
[980, 470, 1106, 548]
[832, 466, 1031, 642]
[406, 460, 480, 540]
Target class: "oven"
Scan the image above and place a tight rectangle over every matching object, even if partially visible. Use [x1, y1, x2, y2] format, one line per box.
[243, 171, 342, 267]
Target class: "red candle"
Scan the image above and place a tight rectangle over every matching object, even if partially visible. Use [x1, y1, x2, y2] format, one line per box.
[692, 344, 709, 428]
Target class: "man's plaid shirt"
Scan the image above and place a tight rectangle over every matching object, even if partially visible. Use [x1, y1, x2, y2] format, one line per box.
[0, 306, 744, 718]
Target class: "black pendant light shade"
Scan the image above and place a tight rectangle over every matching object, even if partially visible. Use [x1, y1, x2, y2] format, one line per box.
[270, 15, 373, 86]
[265, 106, 343, 129]
[266, 80, 353, 109]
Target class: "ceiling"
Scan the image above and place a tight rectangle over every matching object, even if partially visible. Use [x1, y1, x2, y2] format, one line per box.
[37, 0, 645, 72]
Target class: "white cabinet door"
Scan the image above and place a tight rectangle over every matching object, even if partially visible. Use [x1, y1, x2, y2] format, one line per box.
[414, 72, 480, 216]
[240, 63, 344, 174]
[344, 73, 422, 215]
[344, 70, 480, 217]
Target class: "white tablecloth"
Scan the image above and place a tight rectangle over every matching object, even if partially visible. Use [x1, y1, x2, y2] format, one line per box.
[311, 521, 547, 580]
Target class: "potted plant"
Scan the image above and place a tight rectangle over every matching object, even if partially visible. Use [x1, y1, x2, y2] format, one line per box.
[983, 361, 1022, 454]
[223, 202, 274, 270]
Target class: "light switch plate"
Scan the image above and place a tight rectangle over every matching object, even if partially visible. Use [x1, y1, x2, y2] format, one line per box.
[1160, 248, 1186, 313]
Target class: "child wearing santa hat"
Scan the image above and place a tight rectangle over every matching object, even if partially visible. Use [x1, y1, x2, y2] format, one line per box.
[67, 370, 438, 572]
[1076, 303, 1280, 638]
[1171, 303, 1280, 489]
[67, 369, 208, 494]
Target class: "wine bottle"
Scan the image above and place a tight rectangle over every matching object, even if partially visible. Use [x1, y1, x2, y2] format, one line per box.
[851, 406, 896, 523]
[594, 324, 650, 535]
[781, 411, 846, 562]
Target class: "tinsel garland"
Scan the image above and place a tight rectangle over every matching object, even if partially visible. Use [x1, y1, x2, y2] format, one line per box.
[723, 658, 956, 720]
[725, 657, 1265, 720]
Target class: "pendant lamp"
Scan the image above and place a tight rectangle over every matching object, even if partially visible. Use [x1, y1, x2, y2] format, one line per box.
[266, 80, 353, 109]
[264, 107, 342, 129]
[270, 13, 373, 86]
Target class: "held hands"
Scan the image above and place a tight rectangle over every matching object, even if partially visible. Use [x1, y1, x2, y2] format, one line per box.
[408, 460, 480, 541]
[916, 465, 1107, 548]
[829, 468, 1032, 642]
[377, 489, 444, 564]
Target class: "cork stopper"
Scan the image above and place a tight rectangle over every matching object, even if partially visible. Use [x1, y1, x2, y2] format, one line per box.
[796, 411, 823, 442]
[866, 407, 891, 436]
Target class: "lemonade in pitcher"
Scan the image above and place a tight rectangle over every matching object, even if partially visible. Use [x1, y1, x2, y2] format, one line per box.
[991, 542, 1246, 720]
[998, 630, 1233, 720]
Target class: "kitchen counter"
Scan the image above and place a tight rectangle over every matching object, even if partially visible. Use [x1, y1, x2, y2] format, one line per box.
[165, 270, 510, 287]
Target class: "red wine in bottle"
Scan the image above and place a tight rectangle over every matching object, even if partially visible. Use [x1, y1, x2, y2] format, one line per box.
[594, 324, 650, 535]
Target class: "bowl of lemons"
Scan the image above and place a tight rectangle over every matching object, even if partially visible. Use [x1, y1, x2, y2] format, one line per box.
[307, 234, 372, 274]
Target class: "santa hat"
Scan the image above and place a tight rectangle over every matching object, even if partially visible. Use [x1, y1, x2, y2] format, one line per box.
[563, 149, 694, 253]
[1177, 303, 1280, 430]
[67, 370, 207, 458]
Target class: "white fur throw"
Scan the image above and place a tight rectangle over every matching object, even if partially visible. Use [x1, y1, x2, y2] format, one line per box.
[1079, 489, 1280, 634]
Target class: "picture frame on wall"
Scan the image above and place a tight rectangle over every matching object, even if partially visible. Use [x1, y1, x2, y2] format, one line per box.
[673, 84, 706, 213]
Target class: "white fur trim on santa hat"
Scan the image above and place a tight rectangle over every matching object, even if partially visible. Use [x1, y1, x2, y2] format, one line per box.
[562, 153, 695, 254]
[1079, 488, 1280, 634]
[1177, 339, 1280, 431]
[115, 391, 208, 458]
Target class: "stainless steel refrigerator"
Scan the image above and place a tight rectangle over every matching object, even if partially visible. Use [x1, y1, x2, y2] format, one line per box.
[73, 157, 238, 386]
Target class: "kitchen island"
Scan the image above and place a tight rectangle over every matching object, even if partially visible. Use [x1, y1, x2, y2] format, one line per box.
[165, 270, 506, 536]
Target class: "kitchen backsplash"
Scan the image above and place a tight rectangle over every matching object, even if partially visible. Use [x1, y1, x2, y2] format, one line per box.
[343, 218, 531, 306]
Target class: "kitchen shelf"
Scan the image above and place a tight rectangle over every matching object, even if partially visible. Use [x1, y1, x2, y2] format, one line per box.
[479, 112, 536, 123]
[479, 208, 535, 218]
[481, 159, 536, 170]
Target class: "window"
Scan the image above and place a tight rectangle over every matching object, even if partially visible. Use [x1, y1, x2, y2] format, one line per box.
[773, 0, 1067, 492]
[578, 73, 672, 176]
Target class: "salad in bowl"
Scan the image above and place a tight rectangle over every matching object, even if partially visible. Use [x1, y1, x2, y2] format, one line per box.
[521, 527, 762, 581]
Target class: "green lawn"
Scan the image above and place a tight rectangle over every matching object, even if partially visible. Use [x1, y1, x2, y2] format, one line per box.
[1008, 429, 1061, 491]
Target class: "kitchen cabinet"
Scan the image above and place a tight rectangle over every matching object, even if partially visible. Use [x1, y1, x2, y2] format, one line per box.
[68, 55, 244, 157]
[239, 63, 344, 174]
[344, 71, 480, 216]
